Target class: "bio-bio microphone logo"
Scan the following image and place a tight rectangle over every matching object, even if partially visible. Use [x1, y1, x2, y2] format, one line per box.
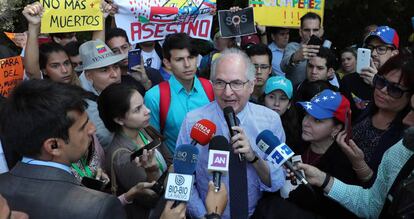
[211, 153, 227, 167]
[194, 123, 210, 135]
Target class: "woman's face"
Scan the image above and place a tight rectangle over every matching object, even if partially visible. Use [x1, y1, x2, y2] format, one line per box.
[264, 90, 291, 116]
[44, 51, 74, 84]
[301, 114, 340, 143]
[373, 69, 410, 113]
[341, 51, 356, 74]
[119, 91, 151, 130]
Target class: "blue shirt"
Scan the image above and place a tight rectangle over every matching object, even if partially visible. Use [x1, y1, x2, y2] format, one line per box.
[269, 42, 285, 76]
[176, 101, 286, 218]
[159, 67, 172, 81]
[21, 157, 72, 174]
[328, 140, 413, 218]
[144, 75, 211, 153]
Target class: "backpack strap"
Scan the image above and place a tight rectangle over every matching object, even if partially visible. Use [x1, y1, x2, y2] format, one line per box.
[159, 81, 171, 134]
[110, 147, 132, 196]
[199, 78, 214, 102]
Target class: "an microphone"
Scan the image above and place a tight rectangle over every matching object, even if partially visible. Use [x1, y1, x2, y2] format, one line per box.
[165, 144, 199, 208]
[208, 135, 230, 192]
[223, 106, 245, 161]
[190, 119, 217, 146]
[256, 130, 309, 185]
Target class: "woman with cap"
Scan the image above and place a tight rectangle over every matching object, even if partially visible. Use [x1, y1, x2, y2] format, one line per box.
[262, 76, 303, 152]
[98, 83, 171, 219]
[253, 89, 359, 219]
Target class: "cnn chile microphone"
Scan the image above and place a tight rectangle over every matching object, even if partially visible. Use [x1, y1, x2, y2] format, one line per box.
[165, 144, 199, 208]
[208, 135, 230, 192]
[223, 106, 245, 161]
[190, 119, 217, 146]
[256, 130, 309, 185]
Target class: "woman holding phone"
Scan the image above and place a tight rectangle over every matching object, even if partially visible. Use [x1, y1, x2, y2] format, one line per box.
[98, 83, 171, 219]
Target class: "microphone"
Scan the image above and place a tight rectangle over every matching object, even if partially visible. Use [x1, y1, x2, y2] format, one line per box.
[190, 119, 217, 146]
[403, 127, 414, 152]
[223, 106, 245, 161]
[165, 144, 199, 208]
[208, 135, 230, 192]
[256, 130, 309, 185]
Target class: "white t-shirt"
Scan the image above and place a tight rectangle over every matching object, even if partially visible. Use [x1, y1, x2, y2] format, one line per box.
[141, 49, 161, 70]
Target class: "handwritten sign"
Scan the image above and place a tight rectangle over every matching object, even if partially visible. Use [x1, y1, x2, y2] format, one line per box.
[0, 56, 24, 97]
[249, 0, 324, 28]
[114, 0, 216, 44]
[218, 7, 256, 38]
[40, 0, 103, 33]
[4, 32, 27, 48]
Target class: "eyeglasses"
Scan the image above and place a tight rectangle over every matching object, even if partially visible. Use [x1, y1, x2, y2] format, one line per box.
[366, 45, 395, 55]
[253, 64, 271, 71]
[212, 79, 249, 91]
[373, 74, 410, 98]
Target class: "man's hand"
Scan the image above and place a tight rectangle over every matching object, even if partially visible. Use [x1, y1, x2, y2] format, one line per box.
[160, 201, 186, 219]
[296, 163, 326, 187]
[292, 44, 320, 63]
[230, 126, 255, 162]
[22, 2, 43, 26]
[360, 59, 377, 86]
[205, 181, 228, 215]
[124, 181, 156, 202]
[130, 57, 152, 90]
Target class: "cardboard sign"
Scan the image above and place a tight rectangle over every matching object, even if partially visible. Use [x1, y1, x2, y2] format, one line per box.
[40, 0, 103, 33]
[218, 7, 256, 38]
[114, 0, 216, 44]
[249, 0, 325, 28]
[0, 56, 24, 97]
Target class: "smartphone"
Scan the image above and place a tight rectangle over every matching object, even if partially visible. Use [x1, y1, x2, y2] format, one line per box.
[128, 49, 141, 72]
[81, 177, 106, 191]
[356, 48, 371, 73]
[307, 35, 322, 46]
[130, 138, 161, 162]
[344, 110, 352, 144]
[150, 169, 169, 195]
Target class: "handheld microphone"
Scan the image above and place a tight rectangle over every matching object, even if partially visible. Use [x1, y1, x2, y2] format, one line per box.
[208, 135, 230, 192]
[165, 144, 199, 208]
[190, 119, 217, 146]
[223, 106, 245, 161]
[256, 130, 309, 185]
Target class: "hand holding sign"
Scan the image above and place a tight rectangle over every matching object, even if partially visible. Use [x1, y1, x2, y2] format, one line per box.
[23, 2, 44, 26]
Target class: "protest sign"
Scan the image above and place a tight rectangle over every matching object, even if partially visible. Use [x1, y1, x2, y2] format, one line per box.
[4, 32, 27, 48]
[218, 7, 255, 38]
[249, 0, 324, 28]
[114, 0, 216, 44]
[40, 0, 103, 33]
[0, 56, 24, 97]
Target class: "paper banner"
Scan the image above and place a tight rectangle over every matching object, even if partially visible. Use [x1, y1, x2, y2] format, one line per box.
[114, 0, 216, 44]
[0, 56, 24, 97]
[40, 0, 103, 33]
[218, 7, 256, 38]
[249, 0, 324, 28]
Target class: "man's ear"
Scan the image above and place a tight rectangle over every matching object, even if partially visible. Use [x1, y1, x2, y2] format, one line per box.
[163, 58, 171, 70]
[42, 138, 62, 157]
[85, 70, 93, 81]
[391, 49, 399, 57]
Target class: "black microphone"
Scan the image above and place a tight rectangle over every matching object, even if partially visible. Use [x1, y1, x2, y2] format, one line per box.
[223, 106, 245, 161]
[403, 127, 414, 152]
[208, 136, 230, 192]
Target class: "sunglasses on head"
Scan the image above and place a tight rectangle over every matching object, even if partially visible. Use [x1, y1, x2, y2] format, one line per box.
[373, 74, 410, 99]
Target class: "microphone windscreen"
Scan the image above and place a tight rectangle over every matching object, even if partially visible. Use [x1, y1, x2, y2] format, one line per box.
[223, 106, 234, 115]
[209, 135, 230, 151]
[256, 130, 280, 155]
[190, 119, 217, 145]
[174, 144, 199, 175]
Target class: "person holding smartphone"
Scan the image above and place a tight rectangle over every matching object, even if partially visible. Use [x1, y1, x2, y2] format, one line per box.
[98, 83, 172, 219]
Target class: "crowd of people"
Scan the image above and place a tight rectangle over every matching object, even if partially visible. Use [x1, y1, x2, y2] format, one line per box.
[0, 1, 414, 219]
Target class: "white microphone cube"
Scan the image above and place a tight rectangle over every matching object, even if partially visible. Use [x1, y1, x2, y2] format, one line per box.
[164, 173, 193, 202]
[266, 143, 295, 168]
[207, 150, 230, 174]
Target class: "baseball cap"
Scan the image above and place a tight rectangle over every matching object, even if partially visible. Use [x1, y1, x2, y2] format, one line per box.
[75, 39, 127, 72]
[297, 89, 350, 123]
[241, 34, 260, 49]
[365, 26, 399, 49]
[264, 76, 293, 99]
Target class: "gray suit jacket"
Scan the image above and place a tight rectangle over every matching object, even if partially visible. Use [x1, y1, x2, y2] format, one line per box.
[0, 162, 126, 219]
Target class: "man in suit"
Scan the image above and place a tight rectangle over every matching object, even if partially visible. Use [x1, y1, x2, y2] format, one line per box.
[0, 80, 126, 219]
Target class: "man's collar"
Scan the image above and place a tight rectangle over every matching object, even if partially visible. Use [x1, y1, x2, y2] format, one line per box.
[169, 74, 200, 94]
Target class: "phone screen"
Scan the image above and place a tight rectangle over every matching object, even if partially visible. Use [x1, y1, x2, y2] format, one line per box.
[130, 138, 161, 161]
[81, 177, 106, 191]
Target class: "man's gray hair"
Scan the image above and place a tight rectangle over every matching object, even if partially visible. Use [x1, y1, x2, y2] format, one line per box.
[210, 48, 256, 81]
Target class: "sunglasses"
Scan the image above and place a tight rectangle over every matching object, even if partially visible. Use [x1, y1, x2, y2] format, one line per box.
[373, 74, 410, 98]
